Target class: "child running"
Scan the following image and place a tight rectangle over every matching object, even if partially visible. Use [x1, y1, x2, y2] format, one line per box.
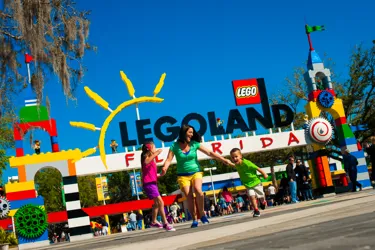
[141, 141, 175, 231]
[230, 148, 268, 217]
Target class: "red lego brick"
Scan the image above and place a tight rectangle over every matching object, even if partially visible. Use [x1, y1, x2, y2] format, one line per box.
[16, 148, 24, 157]
[13, 124, 22, 140]
[335, 117, 347, 126]
[6, 190, 37, 201]
[308, 89, 336, 102]
[16, 119, 58, 139]
[52, 143, 59, 152]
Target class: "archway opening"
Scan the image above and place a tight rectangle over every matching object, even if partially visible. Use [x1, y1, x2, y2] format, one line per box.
[34, 167, 66, 213]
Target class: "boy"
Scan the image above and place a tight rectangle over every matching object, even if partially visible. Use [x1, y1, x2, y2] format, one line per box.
[230, 148, 268, 217]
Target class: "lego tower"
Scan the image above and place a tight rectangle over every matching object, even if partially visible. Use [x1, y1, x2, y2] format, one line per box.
[6, 64, 92, 249]
[303, 25, 372, 194]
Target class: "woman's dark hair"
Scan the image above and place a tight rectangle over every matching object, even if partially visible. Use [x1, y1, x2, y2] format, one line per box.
[177, 124, 202, 143]
[140, 141, 154, 165]
[223, 186, 228, 192]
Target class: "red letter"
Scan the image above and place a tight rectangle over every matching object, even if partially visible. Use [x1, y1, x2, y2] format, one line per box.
[125, 153, 135, 167]
[239, 140, 243, 150]
[260, 137, 273, 148]
[211, 142, 223, 154]
[155, 155, 164, 163]
[288, 132, 300, 146]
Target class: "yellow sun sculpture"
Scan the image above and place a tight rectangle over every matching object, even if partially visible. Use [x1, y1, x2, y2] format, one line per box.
[70, 71, 166, 169]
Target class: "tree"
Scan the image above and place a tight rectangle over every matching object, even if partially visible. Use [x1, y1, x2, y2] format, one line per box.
[77, 175, 101, 208]
[0, 0, 95, 181]
[0, 0, 94, 101]
[106, 171, 133, 204]
[34, 168, 64, 213]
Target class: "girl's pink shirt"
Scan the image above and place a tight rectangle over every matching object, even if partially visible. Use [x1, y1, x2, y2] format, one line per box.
[222, 191, 233, 202]
[142, 160, 158, 184]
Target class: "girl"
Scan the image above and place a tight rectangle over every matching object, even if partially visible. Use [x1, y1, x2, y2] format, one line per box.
[161, 124, 234, 228]
[141, 141, 175, 232]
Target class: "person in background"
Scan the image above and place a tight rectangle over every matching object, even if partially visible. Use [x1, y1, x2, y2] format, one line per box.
[128, 211, 137, 231]
[294, 159, 309, 200]
[236, 194, 244, 212]
[222, 187, 234, 214]
[286, 156, 298, 203]
[301, 176, 314, 201]
[364, 137, 375, 183]
[136, 210, 143, 230]
[210, 202, 216, 216]
[204, 193, 212, 217]
[267, 184, 276, 205]
[343, 149, 362, 192]
[218, 193, 228, 215]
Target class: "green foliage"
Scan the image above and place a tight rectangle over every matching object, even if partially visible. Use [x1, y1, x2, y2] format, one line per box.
[34, 168, 64, 213]
[106, 171, 133, 203]
[0, 228, 18, 246]
[77, 176, 101, 208]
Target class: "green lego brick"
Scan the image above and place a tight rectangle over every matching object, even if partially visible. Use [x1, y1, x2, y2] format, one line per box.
[19, 106, 49, 123]
[336, 124, 354, 139]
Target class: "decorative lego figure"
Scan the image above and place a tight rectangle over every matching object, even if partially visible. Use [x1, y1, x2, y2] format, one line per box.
[110, 140, 118, 153]
[216, 118, 224, 129]
[33, 140, 41, 154]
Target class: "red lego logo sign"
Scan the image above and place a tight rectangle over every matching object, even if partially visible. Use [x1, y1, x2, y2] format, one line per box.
[232, 78, 261, 106]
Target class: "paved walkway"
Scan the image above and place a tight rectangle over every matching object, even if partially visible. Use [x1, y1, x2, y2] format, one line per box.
[38, 190, 375, 250]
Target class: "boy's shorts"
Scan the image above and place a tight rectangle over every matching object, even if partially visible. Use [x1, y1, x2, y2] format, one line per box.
[246, 183, 265, 198]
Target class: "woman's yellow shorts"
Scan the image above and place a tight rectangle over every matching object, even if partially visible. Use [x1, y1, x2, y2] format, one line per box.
[177, 172, 203, 189]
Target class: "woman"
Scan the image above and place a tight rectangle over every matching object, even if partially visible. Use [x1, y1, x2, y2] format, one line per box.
[161, 124, 234, 228]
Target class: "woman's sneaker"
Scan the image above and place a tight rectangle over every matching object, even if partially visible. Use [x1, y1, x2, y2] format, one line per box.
[191, 220, 199, 228]
[200, 215, 210, 225]
[163, 224, 176, 232]
[260, 201, 267, 210]
[150, 222, 163, 228]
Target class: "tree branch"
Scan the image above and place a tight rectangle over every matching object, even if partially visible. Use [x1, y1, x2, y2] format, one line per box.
[0, 30, 22, 40]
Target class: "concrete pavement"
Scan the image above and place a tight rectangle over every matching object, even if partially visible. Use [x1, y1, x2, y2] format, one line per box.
[36, 190, 375, 250]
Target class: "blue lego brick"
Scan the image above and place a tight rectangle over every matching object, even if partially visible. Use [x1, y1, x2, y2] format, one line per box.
[358, 179, 372, 189]
[339, 137, 357, 147]
[357, 165, 369, 174]
[329, 163, 337, 171]
[18, 229, 48, 244]
[50, 136, 58, 144]
[351, 151, 366, 160]
[10, 196, 44, 210]
[15, 140, 23, 148]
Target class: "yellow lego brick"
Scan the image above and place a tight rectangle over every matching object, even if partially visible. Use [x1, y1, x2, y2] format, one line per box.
[9, 206, 45, 217]
[332, 170, 346, 176]
[305, 102, 322, 118]
[321, 98, 345, 119]
[5, 180, 35, 193]
[9, 149, 83, 167]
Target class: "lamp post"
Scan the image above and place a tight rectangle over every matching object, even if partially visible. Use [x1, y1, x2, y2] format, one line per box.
[204, 167, 217, 205]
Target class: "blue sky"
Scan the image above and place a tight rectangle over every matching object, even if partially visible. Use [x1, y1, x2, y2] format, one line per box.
[3, 0, 375, 183]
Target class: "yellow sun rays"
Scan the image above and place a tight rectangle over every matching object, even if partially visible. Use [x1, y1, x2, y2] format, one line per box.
[70, 71, 166, 169]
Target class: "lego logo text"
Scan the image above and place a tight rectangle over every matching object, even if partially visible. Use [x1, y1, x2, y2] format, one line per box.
[236, 86, 258, 98]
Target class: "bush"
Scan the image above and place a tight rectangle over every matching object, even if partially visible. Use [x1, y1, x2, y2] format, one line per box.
[0, 228, 18, 246]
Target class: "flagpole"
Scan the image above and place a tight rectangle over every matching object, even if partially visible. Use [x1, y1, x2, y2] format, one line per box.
[305, 25, 314, 51]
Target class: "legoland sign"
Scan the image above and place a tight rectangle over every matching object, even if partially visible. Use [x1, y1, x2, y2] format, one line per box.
[118, 78, 295, 147]
[76, 129, 306, 175]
